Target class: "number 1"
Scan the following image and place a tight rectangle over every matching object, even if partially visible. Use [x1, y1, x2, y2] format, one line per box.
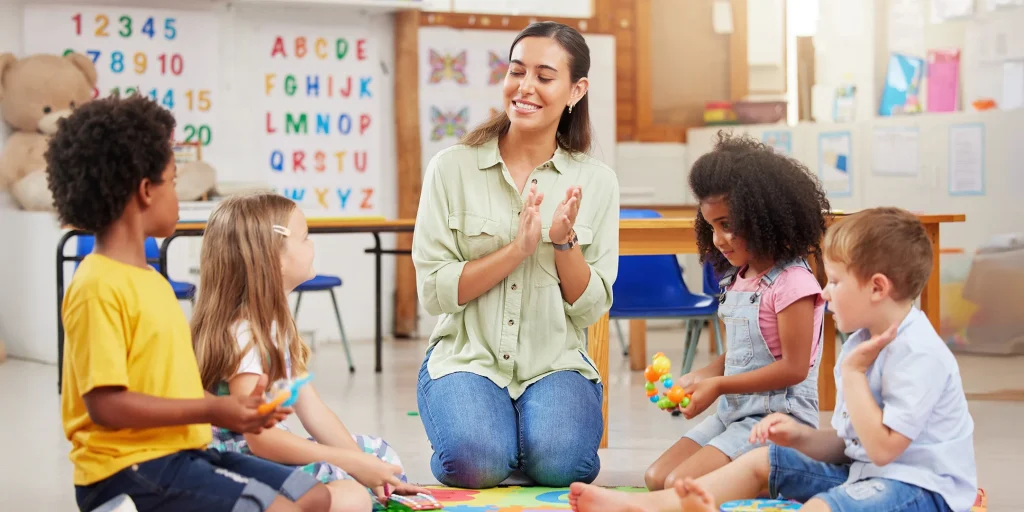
[72, 13, 81, 35]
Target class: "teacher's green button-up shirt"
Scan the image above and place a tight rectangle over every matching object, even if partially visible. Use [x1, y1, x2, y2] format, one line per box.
[412, 137, 620, 399]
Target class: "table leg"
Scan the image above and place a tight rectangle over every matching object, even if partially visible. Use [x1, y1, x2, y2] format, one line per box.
[588, 313, 610, 449]
[373, 232, 383, 373]
[818, 313, 837, 411]
[921, 223, 941, 332]
[627, 319, 647, 371]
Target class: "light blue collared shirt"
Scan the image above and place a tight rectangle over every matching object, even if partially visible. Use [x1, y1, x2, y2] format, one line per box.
[832, 308, 978, 512]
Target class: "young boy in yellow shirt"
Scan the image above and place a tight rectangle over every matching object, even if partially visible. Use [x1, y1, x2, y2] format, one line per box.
[49, 95, 331, 512]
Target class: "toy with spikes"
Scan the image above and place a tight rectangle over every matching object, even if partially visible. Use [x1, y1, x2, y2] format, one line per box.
[644, 352, 692, 412]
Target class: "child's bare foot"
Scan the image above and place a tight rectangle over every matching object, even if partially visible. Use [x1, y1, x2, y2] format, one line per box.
[671, 478, 717, 512]
[569, 482, 651, 512]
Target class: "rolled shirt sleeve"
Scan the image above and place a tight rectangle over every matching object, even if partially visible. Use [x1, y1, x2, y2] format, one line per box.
[563, 179, 619, 329]
[412, 153, 469, 316]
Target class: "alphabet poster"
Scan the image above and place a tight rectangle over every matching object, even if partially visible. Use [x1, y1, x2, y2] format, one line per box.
[23, 5, 221, 164]
[259, 27, 381, 216]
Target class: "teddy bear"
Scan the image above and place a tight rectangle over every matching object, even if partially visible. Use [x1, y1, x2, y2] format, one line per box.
[0, 52, 217, 211]
[0, 52, 97, 211]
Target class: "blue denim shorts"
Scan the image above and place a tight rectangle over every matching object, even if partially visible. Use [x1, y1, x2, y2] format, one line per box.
[75, 449, 320, 512]
[768, 445, 952, 512]
[683, 413, 765, 460]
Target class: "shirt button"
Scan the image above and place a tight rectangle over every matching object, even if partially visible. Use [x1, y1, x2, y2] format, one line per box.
[503, 354, 510, 360]
[511, 284, 518, 290]
[531, 178, 538, 184]
[842, 411, 848, 419]
[508, 319, 514, 326]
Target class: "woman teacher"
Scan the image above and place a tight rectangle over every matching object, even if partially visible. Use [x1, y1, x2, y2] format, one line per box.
[412, 22, 620, 489]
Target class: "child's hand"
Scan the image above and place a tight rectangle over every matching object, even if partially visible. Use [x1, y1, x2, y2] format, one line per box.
[676, 371, 702, 389]
[679, 377, 721, 419]
[391, 482, 432, 497]
[208, 375, 292, 434]
[841, 323, 898, 375]
[343, 452, 403, 501]
[748, 413, 808, 446]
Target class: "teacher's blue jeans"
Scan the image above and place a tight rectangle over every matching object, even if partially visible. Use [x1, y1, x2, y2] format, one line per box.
[416, 351, 603, 489]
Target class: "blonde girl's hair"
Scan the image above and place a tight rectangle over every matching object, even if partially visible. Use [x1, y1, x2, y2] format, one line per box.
[192, 192, 310, 392]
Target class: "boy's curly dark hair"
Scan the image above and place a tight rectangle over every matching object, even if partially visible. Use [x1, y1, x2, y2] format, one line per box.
[46, 95, 175, 233]
[689, 131, 832, 273]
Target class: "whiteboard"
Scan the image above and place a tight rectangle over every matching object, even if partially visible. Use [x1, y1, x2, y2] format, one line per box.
[23, 5, 222, 165]
[417, 26, 616, 172]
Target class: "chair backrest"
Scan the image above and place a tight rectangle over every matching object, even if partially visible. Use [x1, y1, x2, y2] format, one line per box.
[613, 209, 702, 310]
[75, 235, 163, 273]
[702, 259, 723, 296]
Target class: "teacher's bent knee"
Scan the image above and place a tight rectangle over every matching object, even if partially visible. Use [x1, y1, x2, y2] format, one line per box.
[431, 438, 516, 489]
[523, 442, 601, 487]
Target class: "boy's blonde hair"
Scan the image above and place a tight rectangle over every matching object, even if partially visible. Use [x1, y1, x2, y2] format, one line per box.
[191, 193, 310, 392]
[823, 207, 933, 301]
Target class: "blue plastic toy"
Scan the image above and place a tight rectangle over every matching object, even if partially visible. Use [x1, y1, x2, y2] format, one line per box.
[259, 373, 313, 414]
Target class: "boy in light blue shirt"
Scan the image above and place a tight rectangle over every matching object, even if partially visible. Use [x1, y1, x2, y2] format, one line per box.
[568, 207, 978, 512]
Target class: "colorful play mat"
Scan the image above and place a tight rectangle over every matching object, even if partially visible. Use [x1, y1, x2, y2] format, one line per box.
[421, 486, 987, 512]
[423, 486, 644, 511]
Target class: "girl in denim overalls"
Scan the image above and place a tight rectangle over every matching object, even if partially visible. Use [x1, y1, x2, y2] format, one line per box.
[643, 133, 832, 491]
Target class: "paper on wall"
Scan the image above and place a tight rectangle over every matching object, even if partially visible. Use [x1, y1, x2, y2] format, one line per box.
[872, 127, 920, 177]
[931, 0, 974, 23]
[949, 124, 985, 195]
[1003, 60, 1024, 110]
[888, 0, 926, 57]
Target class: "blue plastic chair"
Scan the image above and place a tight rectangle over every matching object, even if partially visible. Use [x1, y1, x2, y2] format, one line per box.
[611, 209, 724, 374]
[75, 235, 196, 303]
[293, 275, 355, 373]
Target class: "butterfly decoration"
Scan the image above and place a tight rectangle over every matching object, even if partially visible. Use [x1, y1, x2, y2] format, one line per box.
[488, 51, 509, 85]
[430, 107, 469, 141]
[428, 50, 468, 85]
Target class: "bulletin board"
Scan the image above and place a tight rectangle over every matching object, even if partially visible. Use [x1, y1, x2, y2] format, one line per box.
[417, 27, 616, 172]
[255, 27, 382, 216]
[22, 5, 222, 165]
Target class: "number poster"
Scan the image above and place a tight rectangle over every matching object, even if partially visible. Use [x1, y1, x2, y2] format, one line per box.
[257, 26, 382, 216]
[23, 5, 221, 164]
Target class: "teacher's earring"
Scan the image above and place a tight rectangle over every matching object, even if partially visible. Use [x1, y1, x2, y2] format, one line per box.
[567, 103, 574, 114]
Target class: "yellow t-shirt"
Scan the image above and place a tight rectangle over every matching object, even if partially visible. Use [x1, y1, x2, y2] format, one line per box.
[61, 254, 211, 486]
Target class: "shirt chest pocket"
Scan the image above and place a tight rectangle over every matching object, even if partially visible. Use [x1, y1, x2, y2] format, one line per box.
[449, 213, 503, 260]
[535, 225, 595, 287]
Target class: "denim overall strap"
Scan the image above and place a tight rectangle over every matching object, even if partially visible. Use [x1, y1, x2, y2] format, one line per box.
[714, 259, 822, 428]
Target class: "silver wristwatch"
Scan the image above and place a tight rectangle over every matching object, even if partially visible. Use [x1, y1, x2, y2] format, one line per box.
[553, 230, 578, 251]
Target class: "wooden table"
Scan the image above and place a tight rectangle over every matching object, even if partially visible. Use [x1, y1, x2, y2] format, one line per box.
[586, 214, 965, 448]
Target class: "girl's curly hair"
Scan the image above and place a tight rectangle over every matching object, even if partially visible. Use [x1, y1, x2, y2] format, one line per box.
[689, 132, 832, 273]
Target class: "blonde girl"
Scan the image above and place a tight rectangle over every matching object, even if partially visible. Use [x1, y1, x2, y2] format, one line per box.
[192, 193, 430, 511]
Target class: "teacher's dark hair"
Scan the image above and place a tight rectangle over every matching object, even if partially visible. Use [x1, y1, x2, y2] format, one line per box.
[460, 21, 592, 154]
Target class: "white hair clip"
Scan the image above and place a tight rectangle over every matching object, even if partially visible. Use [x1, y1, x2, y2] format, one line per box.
[272, 225, 291, 236]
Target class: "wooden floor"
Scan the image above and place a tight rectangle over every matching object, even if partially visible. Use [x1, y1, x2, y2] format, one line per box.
[2, 325, 1021, 510]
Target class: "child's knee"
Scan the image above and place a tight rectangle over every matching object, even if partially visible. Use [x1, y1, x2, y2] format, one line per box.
[326, 480, 372, 512]
[644, 463, 668, 491]
[295, 482, 332, 512]
[734, 446, 771, 482]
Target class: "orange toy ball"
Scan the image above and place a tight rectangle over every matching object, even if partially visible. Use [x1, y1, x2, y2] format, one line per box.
[646, 387, 658, 398]
[644, 366, 660, 382]
[667, 385, 686, 403]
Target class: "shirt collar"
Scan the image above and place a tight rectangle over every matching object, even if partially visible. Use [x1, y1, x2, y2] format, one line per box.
[476, 136, 574, 174]
[844, 307, 921, 346]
